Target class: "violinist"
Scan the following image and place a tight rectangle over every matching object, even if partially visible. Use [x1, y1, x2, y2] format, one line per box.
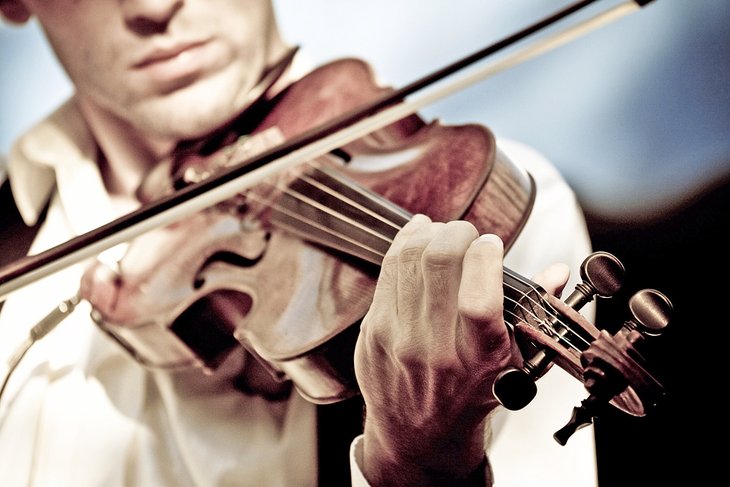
[0, 0, 598, 485]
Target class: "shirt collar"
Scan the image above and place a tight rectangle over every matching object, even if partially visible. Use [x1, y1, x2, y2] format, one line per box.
[7, 97, 114, 235]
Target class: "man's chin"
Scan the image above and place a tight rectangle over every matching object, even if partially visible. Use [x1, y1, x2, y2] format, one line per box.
[130, 97, 242, 142]
[128, 74, 255, 141]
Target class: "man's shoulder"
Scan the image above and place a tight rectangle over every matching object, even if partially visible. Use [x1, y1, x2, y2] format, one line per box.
[496, 138, 564, 188]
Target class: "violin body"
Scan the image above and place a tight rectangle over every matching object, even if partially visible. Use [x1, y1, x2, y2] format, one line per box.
[81, 58, 535, 403]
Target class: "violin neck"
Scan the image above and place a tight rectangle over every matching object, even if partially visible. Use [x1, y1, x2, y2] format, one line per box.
[270, 164, 406, 264]
[269, 163, 543, 302]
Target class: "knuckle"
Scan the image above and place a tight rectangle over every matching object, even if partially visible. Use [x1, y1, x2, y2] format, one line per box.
[458, 293, 500, 322]
[392, 342, 424, 368]
[380, 253, 400, 269]
[422, 247, 460, 270]
[398, 245, 425, 265]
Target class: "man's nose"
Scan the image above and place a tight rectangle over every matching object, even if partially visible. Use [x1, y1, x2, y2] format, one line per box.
[121, 0, 184, 35]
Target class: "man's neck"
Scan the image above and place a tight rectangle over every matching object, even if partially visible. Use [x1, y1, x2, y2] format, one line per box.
[77, 97, 176, 199]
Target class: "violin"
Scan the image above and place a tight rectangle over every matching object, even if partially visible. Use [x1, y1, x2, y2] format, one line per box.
[0, 0, 667, 445]
[79, 55, 533, 388]
[86, 54, 668, 444]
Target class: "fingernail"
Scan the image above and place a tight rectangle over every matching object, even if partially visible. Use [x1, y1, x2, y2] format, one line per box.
[409, 213, 431, 224]
[476, 233, 503, 247]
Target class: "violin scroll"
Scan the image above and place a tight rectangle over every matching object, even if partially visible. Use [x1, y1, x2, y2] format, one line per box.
[553, 288, 671, 445]
[493, 252, 670, 446]
[493, 251, 626, 411]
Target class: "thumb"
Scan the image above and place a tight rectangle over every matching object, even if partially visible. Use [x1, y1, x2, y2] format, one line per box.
[530, 263, 570, 298]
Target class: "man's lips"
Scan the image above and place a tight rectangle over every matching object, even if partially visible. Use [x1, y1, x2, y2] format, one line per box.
[133, 40, 209, 69]
[130, 39, 217, 89]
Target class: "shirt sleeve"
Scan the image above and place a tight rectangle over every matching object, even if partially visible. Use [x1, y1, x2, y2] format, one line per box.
[350, 434, 370, 487]
[349, 138, 598, 487]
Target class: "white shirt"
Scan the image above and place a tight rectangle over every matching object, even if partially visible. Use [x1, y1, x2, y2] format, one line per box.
[0, 99, 597, 486]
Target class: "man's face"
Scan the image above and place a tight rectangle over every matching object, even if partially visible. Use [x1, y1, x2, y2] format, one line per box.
[22, 0, 281, 139]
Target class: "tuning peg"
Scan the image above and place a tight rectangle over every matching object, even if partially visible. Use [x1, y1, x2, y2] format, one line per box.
[494, 252, 626, 411]
[493, 366, 538, 411]
[564, 251, 625, 310]
[553, 395, 603, 446]
[625, 288, 672, 336]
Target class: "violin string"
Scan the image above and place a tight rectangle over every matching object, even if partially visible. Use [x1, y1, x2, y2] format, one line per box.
[294, 173, 592, 350]
[240, 173, 587, 351]
[244, 175, 588, 351]
[275, 181, 394, 246]
[501, 301, 583, 353]
[296, 161, 590, 349]
[244, 188, 389, 260]
[232, 148, 594, 350]
[299, 163, 403, 232]
[507, 293, 590, 351]
[504, 293, 588, 351]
